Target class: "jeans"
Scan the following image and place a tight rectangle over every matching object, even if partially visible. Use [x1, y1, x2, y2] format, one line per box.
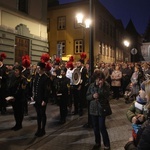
[91, 115, 110, 147]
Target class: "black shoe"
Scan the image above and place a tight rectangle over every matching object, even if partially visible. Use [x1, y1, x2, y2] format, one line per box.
[92, 144, 100, 150]
[72, 111, 78, 115]
[83, 123, 92, 128]
[34, 129, 41, 136]
[13, 126, 22, 131]
[37, 130, 46, 137]
[11, 125, 17, 130]
[59, 120, 66, 124]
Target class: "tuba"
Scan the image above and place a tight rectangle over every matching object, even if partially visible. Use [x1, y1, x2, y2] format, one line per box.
[72, 68, 81, 85]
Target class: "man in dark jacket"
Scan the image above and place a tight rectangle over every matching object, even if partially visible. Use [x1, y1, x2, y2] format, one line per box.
[56, 67, 70, 124]
[33, 62, 50, 137]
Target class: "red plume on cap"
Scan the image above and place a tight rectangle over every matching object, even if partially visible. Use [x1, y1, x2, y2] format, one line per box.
[69, 55, 74, 62]
[22, 55, 30, 68]
[0, 52, 7, 61]
[22, 55, 30, 61]
[55, 57, 61, 63]
[66, 61, 74, 69]
[45, 62, 51, 71]
[80, 52, 87, 60]
[41, 53, 50, 63]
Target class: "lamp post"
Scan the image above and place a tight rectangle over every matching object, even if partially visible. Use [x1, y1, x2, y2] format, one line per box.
[89, 0, 94, 79]
[76, 0, 93, 79]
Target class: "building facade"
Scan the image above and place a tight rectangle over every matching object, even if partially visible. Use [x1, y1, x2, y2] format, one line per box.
[47, 0, 130, 64]
[141, 42, 150, 61]
[0, 0, 48, 65]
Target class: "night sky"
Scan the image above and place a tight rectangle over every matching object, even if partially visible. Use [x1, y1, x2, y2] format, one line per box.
[59, 0, 150, 34]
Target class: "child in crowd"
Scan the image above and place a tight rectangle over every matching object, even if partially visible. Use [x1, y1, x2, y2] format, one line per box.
[126, 82, 147, 140]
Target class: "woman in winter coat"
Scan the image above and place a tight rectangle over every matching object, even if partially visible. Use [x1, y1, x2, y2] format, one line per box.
[130, 65, 143, 99]
[86, 71, 112, 150]
[111, 64, 122, 100]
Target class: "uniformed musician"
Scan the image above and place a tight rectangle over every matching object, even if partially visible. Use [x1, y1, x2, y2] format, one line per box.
[0, 53, 8, 114]
[73, 53, 88, 116]
[32, 62, 50, 137]
[56, 67, 70, 124]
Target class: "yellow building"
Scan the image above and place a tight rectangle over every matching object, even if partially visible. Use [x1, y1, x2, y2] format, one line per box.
[48, 0, 129, 65]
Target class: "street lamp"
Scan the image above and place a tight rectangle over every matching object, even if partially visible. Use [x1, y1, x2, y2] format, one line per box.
[75, 0, 93, 80]
[76, 13, 91, 28]
[123, 40, 130, 62]
[123, 40, 130, 47]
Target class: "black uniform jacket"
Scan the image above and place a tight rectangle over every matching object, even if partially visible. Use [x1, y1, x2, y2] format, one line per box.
[33, 73, 50, 105]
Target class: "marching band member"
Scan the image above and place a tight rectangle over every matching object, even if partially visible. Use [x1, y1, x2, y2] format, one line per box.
[0, 53, 8, 114]
[73, 52, 88, 116]
[51, 57, 61, 105]
[21, 55, 31, 116]
[32, 53, 51, 137]
[7, 65, 27, 131]
[56, 67, 70, 124]
[66, 56, 75, 113]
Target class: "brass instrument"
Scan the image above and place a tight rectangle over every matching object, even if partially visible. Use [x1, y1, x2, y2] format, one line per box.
[72, 68, 81, 85]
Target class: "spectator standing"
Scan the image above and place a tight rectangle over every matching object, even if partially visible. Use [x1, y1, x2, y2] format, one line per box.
[86, 71, 112, 150]
[111, 64, 122, 100]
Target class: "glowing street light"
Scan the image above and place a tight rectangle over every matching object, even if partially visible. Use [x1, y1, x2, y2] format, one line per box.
[123, 40, 130, 47]
[76, 13, 91, 28]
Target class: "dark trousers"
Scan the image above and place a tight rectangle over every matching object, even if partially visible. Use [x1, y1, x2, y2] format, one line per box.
[91, 115, 110, 147]
[73, 88, 83, 114]
[35, 104, 47, 131]
[12, 101, 24, 127]
[59, 96, 68, 121]
[112, 86, 120, 99]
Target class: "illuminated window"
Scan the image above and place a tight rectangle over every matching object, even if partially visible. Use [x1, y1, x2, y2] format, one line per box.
[57, 16, 66, 30]
[74, 39, 84, 54]
[57, 41, 65, 55]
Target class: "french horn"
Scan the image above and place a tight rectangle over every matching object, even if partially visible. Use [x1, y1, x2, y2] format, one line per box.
[72, 68, 81, 85]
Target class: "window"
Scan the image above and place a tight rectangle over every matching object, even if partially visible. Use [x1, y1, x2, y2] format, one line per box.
[57, 16, 66, 30]
[57, 41, 66, 55]
[18, 0, 28, 13]
[74, 40, 84, 54]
